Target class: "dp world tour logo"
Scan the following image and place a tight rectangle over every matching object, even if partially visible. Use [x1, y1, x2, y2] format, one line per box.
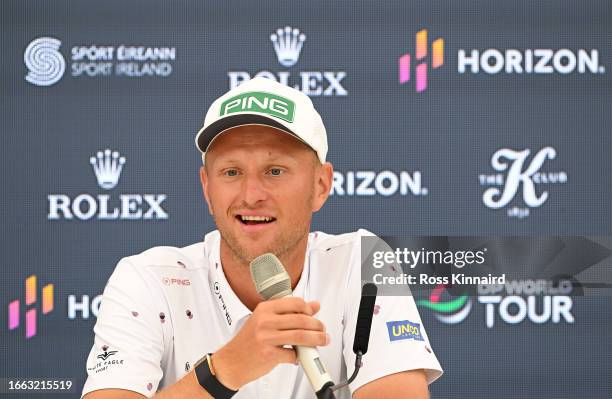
[8, 275, 55, 339]
[24, 37, 66, 86]
[399, 29, 444, 92]
[417, 284, 472, 324]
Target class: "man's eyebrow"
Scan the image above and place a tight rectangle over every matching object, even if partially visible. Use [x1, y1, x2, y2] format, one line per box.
[213, 157, 242, 166]
[264, 153, 299, 164]
[214, 153, 300, 166]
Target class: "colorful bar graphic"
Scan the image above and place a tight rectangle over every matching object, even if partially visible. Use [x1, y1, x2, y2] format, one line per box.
[398, 29, 444, 92]
[7, 275, 55, 338]
[8, 300, 19, 330]
[26, 308, 36, 339]
[42, 284, 54, 314]
[25, 275, 36, 305]
[416, 63, 427, 92]
[432, 38, 444, 68]
[416, 29, 427, 60]
[399, 54, 411, 83]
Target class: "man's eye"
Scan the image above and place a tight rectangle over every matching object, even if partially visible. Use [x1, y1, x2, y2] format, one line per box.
[269, 168, 284, 176]
[224, 169, 239, 177]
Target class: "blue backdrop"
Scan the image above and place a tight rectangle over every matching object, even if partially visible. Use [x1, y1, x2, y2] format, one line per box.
[1, 1, 611, 398]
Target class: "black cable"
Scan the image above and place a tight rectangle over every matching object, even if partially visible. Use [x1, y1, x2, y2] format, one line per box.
[331, 351, 363, 392]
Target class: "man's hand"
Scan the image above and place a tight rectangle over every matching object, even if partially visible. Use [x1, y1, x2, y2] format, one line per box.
[83, 297, 328, 399]
[212, 297, 329, 390]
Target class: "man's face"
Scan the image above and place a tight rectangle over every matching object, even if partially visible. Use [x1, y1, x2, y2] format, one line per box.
[200, 125, 332, 264]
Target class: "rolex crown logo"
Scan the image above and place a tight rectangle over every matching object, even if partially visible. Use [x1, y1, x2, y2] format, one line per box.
[270, 26, 306, 67]
[90, 149, 126, 190]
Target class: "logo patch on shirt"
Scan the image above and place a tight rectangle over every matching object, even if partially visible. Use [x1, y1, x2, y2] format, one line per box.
[87, 345, 125, 374]
[213, 281, 232, 326]
[386, 320, 424, 342]
[162, 277, 191, 286]
[96, 348, 118, 361]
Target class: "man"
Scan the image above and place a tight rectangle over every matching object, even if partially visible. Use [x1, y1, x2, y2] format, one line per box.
[82, 77, 442, 399]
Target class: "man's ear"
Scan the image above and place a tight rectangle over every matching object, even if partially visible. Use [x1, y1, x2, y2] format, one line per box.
[199, 166, 214, 215]
[312, 162, 333, 212]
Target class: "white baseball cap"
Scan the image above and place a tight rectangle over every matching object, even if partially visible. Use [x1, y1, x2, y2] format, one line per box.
[195, 76, 328, 164]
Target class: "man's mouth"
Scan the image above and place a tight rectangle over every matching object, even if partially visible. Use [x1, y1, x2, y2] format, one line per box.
[236, 215, 277, 225]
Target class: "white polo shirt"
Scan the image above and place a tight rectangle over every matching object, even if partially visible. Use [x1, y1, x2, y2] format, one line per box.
[82, 230, 442, 398]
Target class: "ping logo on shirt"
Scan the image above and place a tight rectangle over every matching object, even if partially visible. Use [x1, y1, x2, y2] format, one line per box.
[386, 320, 424, 342]
[219, 91, 295, 122]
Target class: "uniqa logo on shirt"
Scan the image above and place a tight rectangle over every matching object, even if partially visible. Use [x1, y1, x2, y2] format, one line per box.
[386, 320, 424, 342]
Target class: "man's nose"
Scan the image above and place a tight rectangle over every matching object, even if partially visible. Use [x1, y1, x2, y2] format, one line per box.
[240, 174, 269, 206]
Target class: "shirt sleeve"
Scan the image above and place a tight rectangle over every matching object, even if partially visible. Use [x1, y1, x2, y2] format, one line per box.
[342, 230, 443, 394]
[81, 258, 166, 398]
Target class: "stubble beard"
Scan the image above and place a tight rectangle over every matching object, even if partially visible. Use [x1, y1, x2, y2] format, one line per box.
[220, 221, 310, 267]
[213, 197, 313, 267]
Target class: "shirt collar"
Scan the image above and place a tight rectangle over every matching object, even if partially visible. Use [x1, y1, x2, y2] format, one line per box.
[204, 230, 313, 333]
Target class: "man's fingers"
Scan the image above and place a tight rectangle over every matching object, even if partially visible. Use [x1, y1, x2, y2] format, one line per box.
[276, 347, 298, 365]
[264, 297, 318, 315]
[307, 301, 320, 315]
[267, 330, 330, 348]
[274, 314, 325, 332]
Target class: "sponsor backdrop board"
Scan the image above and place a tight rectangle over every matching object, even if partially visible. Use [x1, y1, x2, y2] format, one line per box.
[1, 0, 611, 398]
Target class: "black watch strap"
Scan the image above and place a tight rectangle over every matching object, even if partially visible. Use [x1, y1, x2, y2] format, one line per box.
[194, 353, 238, 399]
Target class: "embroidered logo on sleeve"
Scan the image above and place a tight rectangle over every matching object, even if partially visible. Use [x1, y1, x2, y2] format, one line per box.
[87, 345, 125, 374]
[386, 320, 424, 342]
[96, 345, 118, 361]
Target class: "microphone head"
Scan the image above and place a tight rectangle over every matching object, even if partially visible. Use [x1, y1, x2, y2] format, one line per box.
[353, 283, 377, 355]
[250, 253, 292, 299]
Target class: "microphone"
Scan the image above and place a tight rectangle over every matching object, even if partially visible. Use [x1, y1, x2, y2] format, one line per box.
[331, 283, 377, 393]
[353, 283, 377, 356]
[250, 253, 336, 399]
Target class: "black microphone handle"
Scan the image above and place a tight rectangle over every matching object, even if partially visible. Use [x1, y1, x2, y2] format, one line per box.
[330, 283, 378, 395]
[353, 283, 378, 355]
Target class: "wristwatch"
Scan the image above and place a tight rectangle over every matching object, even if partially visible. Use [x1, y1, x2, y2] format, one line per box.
[194, 353, 238, 398]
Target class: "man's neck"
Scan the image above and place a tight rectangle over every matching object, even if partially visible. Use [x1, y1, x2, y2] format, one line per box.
[219, 235, 309, 311]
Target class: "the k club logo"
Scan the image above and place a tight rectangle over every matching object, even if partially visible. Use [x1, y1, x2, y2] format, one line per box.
[270, 26, 306, 67]
[479, 147, 567, 219]
[8, 275, 54, 339]
[399, 29, 444, 92]
[227, 26, 347, 96]
[24, 37, 66, 86]
[47, 149, 168, 220]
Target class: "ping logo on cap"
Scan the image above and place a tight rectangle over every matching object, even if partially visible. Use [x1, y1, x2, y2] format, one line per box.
[386, 320, 424, 342]
[220, 91, 295, 123]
